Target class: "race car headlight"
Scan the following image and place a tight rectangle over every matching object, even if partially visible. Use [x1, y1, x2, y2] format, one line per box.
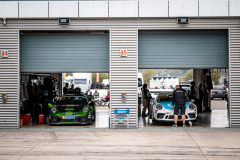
[83, 107, 89, 113]
[51, 107, 57, 113]
[156, 104, 163, 110]
[189, 103, 195, 110]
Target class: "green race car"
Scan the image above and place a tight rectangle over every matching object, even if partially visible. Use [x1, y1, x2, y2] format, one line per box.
[48, 95, 95, 125]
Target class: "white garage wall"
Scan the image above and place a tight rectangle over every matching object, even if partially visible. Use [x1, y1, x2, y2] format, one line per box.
[1, 1, 240, 18]
[49, 1, 78, 18]
[110, 29, 138, 128]
[0, 29, 19, 128]
[0, 18, 239, 129]
[199, 0, 229, 17]
[139, 1, 168, 17]
[79, 1, 108, 17]
[169, 0, 198, 17]
[229, 28, 240, 128]
[0, 1, 18, 18]
[19, 1, 48, 18]
[229, 0, 240, 16]
[109, 1, 138, 17]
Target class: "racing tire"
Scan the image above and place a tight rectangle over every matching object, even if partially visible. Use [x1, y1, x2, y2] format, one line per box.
[108, 103, 110, 108]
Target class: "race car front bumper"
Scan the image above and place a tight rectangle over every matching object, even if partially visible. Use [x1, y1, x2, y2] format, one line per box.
[154, 111, 197, 122]
[49, 115, 93, 125]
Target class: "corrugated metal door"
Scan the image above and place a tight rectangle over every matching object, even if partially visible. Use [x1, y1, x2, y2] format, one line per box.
[20, 34, 109, 73]
[138, 30, 228, 69]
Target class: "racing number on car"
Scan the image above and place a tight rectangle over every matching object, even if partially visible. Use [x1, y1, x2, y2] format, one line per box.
[120, 49, 127, 57]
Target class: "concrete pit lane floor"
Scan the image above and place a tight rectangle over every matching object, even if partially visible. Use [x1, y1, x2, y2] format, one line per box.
[1, 128, 240, 159]
[139, 99, 229, 128]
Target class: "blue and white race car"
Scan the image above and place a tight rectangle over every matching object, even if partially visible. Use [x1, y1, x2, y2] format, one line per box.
[149, 90, 197, 122]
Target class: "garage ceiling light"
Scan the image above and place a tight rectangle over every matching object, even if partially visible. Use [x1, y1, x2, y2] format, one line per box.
[177, 18, 189, 24]
[58, 19, 70, 25]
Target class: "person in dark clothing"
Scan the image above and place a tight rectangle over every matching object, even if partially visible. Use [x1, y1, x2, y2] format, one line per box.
[179, 85, 187, 96]
[87, 91, 94, 100]
[198, 82, 203, 113]
[84, 91, 89, 96]
[63, 83, 69, 95]
[189, 86, 196, 102]
[142, 83, 151, 117]
[191, 81, 199, 106]
[69, 84, 75, 94]
[171, 85, 187, 127]
[36, 85, 47, 123]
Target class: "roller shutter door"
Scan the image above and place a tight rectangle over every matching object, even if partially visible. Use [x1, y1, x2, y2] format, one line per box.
[20, 34, 109, 73]
[138, 30, 228, 69]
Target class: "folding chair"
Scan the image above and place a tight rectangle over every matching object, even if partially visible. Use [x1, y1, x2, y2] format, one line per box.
[102, 99, 109, 107]
[113, 109, 130, 129]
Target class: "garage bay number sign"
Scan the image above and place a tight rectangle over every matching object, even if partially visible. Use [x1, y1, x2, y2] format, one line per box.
[120, 49, 127, 57]
[1, 50, 9, 58]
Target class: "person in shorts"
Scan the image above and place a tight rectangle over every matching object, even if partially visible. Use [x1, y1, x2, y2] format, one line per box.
[171, 85, 187, 127]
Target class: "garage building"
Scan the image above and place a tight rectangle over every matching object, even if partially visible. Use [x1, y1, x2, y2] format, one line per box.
[0, 0, 239, 128]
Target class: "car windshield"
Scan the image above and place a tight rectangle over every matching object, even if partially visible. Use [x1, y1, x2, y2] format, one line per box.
[158, 95, 173, 102]
[214, 87, 225, 90]
[57, 96, 88, 105]
[157, 94, 189, 102]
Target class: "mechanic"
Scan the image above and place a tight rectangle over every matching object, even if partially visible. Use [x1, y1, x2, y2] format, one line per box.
[93, 89, 99, 99]
[84, 91, 89, 96]
[171, 85, 187, 127]
[142, 83, 151, 117]
[189, 86, 196, 101]
[105, 91, 110, 101]
[36, 85, 47, 124]
[198, 82, 203, 113]
[88, 91, 94, 99]
[69, 84, 75, 94]
[63, 83, 69, 95]
[191, 81, 199, 106]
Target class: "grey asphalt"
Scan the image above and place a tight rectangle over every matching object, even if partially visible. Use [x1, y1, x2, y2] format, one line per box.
[1, 128, 240, 160]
